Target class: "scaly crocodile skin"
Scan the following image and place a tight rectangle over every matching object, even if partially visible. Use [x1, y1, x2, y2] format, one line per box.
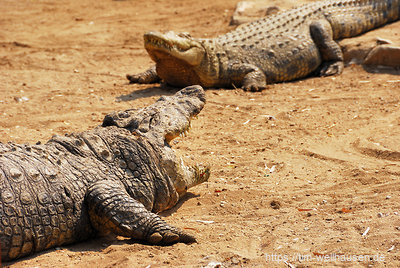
[128, 0, 400, 91]
[0, 85, 210, 262]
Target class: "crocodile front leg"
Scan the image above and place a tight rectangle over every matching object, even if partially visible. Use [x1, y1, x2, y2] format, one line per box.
[228, 62, 267, 91]
[126, 65, 161, 84]
[310, 20, 344, 76]
[86, 180, 195, 245]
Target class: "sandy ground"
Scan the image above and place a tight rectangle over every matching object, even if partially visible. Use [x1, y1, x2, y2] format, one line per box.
[1, 0, 400, 267]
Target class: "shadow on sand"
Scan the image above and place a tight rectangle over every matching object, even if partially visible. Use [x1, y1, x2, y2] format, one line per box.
[116, 84, 180, 102]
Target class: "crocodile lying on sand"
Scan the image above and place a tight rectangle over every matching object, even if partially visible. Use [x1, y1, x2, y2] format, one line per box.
[0, 85, 210, 262]
[127, 0, 400, 91]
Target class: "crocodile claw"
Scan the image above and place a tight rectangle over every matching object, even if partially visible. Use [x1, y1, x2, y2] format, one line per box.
[319, 61, 344, 77]
[126, 65, 161, 84]
[149, 229, 196, 245]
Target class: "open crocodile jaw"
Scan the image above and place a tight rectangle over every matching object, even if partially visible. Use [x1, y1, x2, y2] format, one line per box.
[159, 86, 210, 197]
[164, 118, 210, 198]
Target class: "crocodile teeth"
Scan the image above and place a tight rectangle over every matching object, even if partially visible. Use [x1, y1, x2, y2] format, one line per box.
[148, 37, 188, 52]
[150, 38, 173, 50]
[179, 130, 189, 138]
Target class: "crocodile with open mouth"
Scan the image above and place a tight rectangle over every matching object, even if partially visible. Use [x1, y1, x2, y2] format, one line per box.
[0, 85, 210, 262]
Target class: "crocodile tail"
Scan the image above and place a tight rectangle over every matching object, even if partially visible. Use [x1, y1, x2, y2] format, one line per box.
[323, 0, 400, 39]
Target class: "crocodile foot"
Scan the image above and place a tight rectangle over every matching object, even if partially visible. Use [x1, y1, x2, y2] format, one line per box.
[147, 226, 196, 245]
[241, 67, 267, 91]
[127, 65, 161, 84]
[242, 83, 267, 92]
[319, 61, 344, 77]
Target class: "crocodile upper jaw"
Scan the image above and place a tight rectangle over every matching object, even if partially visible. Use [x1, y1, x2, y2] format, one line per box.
[144, 31, 205, 66]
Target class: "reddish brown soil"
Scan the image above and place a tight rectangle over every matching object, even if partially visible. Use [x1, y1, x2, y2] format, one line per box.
[1, 0, 400, 267]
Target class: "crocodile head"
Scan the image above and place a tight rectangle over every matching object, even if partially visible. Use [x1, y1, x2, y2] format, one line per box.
[103, 85, 210, 198]
[143, 31, 208, 87]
